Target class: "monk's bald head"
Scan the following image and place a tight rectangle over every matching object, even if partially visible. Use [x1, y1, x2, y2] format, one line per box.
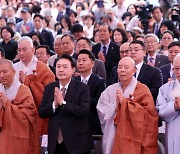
[117, 57, 136, 84]
[0, 59, 14, 71]
[118, 57, 136, 68]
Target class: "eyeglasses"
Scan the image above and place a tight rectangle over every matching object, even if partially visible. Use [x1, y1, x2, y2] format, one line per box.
[120, 50, 129, 54]
[129, 48, 143, 52]
[173, 67, 180, 72]
[144, 40, 157, 44]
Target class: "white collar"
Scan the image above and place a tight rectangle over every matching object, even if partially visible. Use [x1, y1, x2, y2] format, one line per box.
[101, 39, 111, 49]
[147, 53, 156, 60]
[80, 73, 92, 83]
[136, 61, 143, 71]
[0, 76, 21, 101]
[59, 79, 71, 90]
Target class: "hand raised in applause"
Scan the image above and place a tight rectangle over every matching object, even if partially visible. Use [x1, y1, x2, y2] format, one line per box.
[98, 52, 105, 63]
[54, 87, 64, 107]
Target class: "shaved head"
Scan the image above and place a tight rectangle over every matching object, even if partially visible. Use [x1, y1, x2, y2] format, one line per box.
[0, 59, 14, 70]
[118, 57, 136, 68]
[117, 57, 136, 85]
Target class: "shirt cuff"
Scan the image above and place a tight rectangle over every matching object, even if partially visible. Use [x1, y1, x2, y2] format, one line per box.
[52, 101, 58, 113]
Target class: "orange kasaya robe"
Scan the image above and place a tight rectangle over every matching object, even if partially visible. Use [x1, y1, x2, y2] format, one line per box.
[112, 82, 158, 154]
[24, 61, 55, 136]
[0, 85, 40, 154]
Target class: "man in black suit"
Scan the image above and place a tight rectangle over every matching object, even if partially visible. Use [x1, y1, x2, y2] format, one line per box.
[27, 14, 54, 50]
[92, 24, 120, 85]
[152, 6, 163, 38]
[39, 54, 94, 154]
[160, 41, 180, 84]
[76, 49, 106, 135]
[144, 34, 169, 68]
[129, 40, 163, 102]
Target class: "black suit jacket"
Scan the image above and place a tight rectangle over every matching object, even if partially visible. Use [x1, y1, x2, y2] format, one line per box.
[144, 54, 170, 68]
[39, 79, 94, 154]
[109, 63, 163, 102]
[27, 29, 54, 50]
[74, 73, 106, 135]
[160, 63, 171, 84]
[92, 41, 120, 84]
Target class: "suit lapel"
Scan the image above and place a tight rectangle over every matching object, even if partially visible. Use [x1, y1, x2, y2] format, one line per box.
[155, 54, 161, 67]
[64, 79, 76, 102]
[138, 63, 147, 81]
[87, 73, 95, 90]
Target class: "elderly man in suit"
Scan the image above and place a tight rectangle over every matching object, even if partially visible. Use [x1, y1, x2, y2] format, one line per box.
[160, 41, 180, 84]
[144, 34, 169, 68]
[39, 54, 94, 154]
[76, 49, 106, 135]
[92, 24, 120, 85]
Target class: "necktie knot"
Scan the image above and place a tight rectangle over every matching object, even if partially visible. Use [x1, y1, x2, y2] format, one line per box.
[61, 87, 66, 98]
[82, 79, 88, 84]
[103, 46, 107, 56]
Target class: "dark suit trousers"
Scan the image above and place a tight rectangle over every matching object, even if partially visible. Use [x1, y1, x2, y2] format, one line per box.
[55, 142, 91, 154]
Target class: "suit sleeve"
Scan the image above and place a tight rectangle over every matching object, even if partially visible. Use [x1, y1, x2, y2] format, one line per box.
[149, 68, 163, 101]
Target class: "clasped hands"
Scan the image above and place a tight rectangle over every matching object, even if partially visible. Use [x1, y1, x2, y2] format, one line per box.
[0, 93, 8, 110]
[116, 89, 123, 107]
[54, 87, 64, 107]
[174, 97, 180, 111]
[98, 52, 105, 63]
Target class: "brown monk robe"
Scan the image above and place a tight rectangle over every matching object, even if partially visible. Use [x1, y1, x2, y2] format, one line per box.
[24, 61, 55, 136]
[112, 82, 158, 154]
[0, 85, 40, 154]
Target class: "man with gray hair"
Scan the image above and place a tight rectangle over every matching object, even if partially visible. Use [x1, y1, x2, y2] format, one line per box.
[156, 53, 180, 154]
[144, 33, 169, 68]
[14, 36, 55, 136]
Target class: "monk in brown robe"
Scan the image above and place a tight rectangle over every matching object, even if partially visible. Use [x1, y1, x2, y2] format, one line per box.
[0, 59, 40, 154]
[14, 36, 55, 136]
[112, 57, 158, 154]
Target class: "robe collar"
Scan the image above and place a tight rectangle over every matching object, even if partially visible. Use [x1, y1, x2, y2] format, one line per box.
[118, 77, 138, 98]
[0, 76, 21, 101]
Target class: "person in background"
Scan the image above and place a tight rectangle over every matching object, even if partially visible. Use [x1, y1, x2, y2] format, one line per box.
[160, 41, 180, 84]
[76, 49, 106, 135]
[0, 25, 17, 61]
[76, 37, 106, 79]
[144, 34, 170, 68]
[112, 28, 128, 47]
[159, 30, 174, 56]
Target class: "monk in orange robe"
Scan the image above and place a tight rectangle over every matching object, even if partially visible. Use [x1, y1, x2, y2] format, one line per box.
[14, 36, 55, 136]
[112, 57, 158, 154]
[0, 59, 40, 154]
